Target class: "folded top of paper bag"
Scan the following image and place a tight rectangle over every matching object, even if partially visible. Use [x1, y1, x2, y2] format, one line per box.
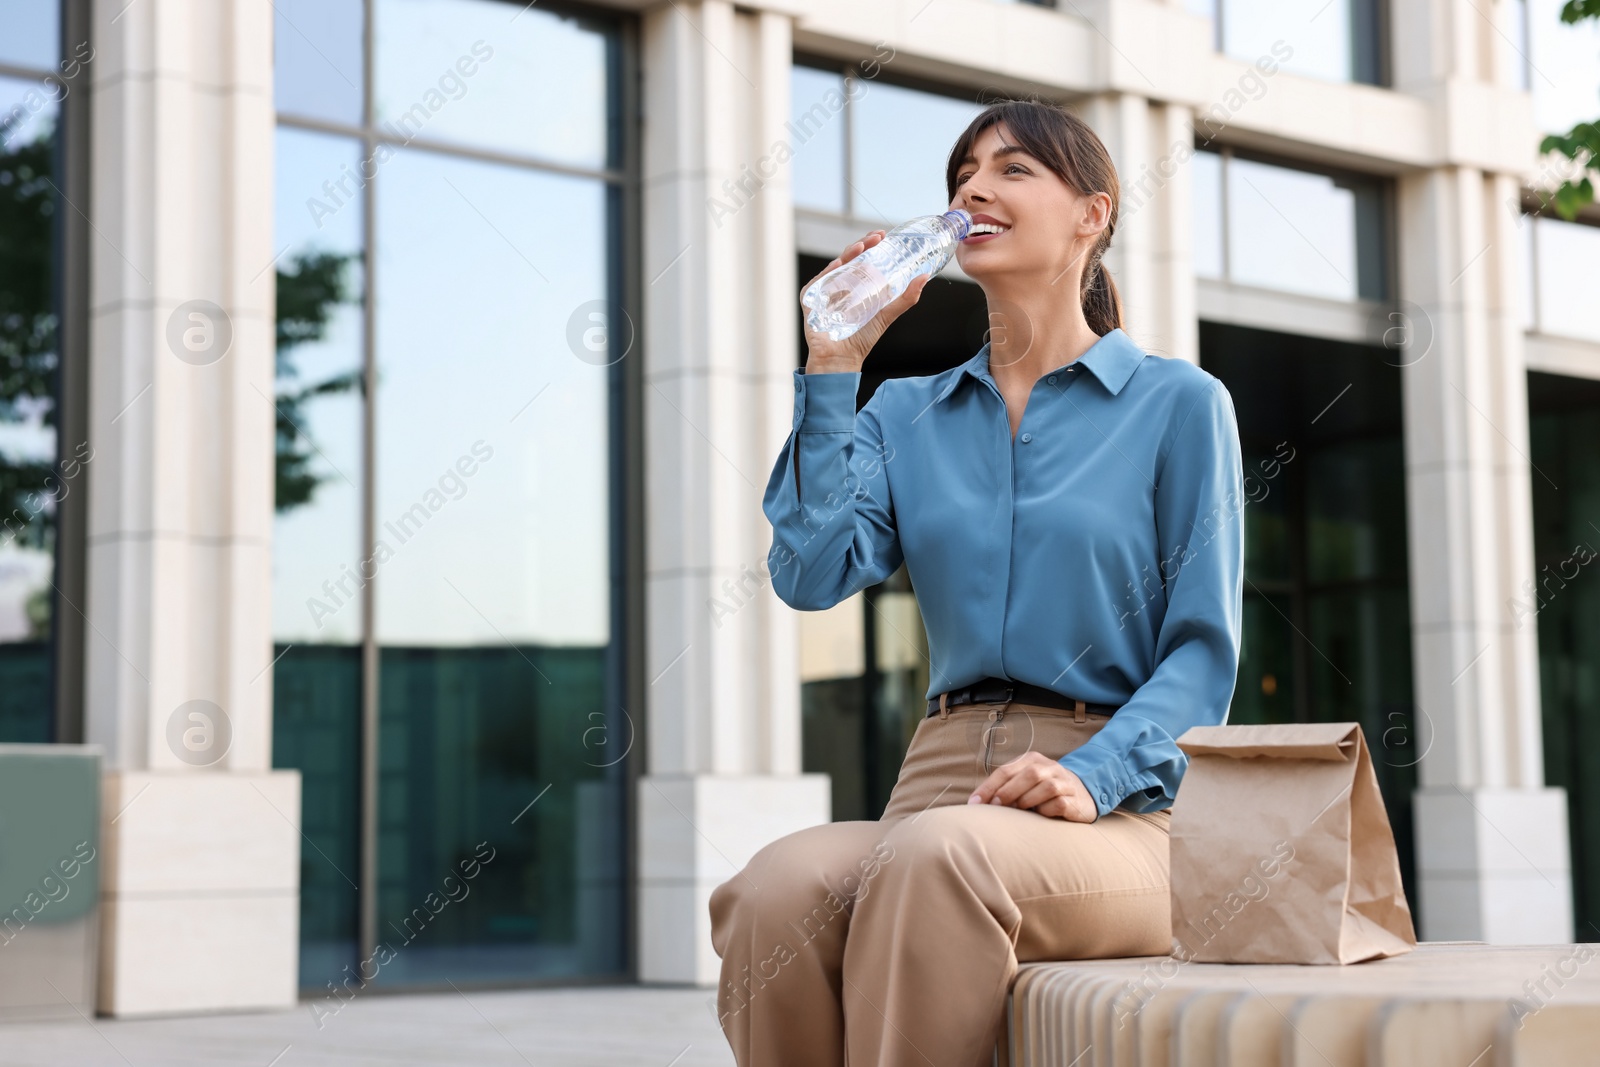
[1175, 722, 1359, 761]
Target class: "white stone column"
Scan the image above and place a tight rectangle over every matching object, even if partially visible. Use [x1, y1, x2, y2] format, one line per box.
[85, 0, 299, 1013]
[1393, 1, 1572, 943]
[639, 0, 828, 985]
[1083, 95, 1197, 363]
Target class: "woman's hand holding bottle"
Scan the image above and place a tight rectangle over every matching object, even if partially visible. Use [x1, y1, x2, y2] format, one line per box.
[800, 230, 933, 375]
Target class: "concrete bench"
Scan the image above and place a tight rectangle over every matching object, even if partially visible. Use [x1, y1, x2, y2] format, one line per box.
[997, 942, 1600, 1066]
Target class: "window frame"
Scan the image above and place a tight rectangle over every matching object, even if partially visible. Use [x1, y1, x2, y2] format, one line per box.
[1195, 143, 1396, 305]
[271, 0, 643, 985]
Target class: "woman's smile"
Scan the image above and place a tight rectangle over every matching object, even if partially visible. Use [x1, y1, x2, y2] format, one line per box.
[963, 212, 1012, 244]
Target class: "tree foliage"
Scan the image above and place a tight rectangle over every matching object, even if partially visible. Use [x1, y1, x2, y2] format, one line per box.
[1540, 1, 1600, 219]
[0, 111, 60, 554]
[274, 250, 361, 514]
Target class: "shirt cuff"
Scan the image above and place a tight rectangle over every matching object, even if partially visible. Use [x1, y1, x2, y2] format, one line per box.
[1058, 746, 1166, 819]
[792, 367, 861, 434]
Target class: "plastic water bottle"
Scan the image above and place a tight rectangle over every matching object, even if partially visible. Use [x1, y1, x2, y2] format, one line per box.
[803, 209, 973, 341]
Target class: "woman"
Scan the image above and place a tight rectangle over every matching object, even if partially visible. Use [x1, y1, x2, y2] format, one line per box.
[709, 98, 1244, 1067]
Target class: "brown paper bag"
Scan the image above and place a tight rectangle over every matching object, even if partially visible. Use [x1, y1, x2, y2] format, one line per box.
[1168, 721, 1417, 964]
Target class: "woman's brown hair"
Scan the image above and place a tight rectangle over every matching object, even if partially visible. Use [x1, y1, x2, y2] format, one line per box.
[944, 99, 1125, 337]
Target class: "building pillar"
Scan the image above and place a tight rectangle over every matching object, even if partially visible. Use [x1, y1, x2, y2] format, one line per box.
[638, 0, 828, 985]
[1084, 94, 1198, 363]
[85, 0, 299, 1013]
[1394, 0, 1571, 943]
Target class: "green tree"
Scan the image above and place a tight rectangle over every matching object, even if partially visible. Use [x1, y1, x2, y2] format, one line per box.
[1540, 0, 1600, 219]
[0, 110, 59, 556]
[274, 250, 360, 514]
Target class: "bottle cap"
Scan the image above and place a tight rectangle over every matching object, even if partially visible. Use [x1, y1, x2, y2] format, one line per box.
[942, 209, 972, 239]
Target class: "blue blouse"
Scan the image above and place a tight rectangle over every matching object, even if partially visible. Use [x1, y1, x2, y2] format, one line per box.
[761, 327, 1245, 819]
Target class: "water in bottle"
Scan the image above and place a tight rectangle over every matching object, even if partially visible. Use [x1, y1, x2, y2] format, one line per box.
[802, 209, 973, 341]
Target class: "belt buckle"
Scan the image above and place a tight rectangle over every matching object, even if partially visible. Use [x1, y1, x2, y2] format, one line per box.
[977, 683, 1013, 708]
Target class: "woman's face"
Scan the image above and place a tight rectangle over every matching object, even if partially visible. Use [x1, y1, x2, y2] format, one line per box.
[949, 122, 1107, 287]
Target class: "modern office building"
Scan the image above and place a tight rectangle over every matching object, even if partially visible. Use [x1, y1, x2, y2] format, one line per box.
[1, 0, 1597, 1015]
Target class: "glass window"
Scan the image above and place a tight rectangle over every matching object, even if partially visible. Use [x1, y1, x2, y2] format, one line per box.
[272, 125, 367, 989]
[273, 0, 629, 992]
[1508, 0, 1532, 93]
[1526, 215, 1600, 343]
[1215, 0, 1382, 85]
[790, 64, 847, 215]
[273, 0, 365, 127]
[1526, 0, 1600, 135]
[374, 155, 608, 648]
[1228, 156, 1359, 300]
[0, 2, 58, 70]
[375, 0, 614, 168]
[788, 59, 983, 225]
[1193, 148, 1224, 279]
[852, 79, 985, 223]
[0, 45, 65, 743]
[1520, 214, 1537, 332]
[1198, 149, 1389, 302]
[272, 128, 366, 647]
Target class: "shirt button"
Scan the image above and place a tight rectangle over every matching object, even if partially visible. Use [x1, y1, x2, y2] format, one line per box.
[1047, 375, 1057, 385]
[1020, 432, 1032, 443]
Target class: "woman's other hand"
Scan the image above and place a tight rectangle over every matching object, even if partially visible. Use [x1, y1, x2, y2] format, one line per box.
[968, 752, 1098, 823]
[801, 229, 933, 375]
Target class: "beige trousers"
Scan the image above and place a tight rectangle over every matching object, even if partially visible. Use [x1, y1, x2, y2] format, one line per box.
[708, 701, 1174, 1067]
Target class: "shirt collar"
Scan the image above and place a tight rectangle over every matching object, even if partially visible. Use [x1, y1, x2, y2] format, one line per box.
[932, 327, 1147, 405]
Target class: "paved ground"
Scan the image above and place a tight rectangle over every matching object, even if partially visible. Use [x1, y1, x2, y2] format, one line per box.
[0, 986, 737, 1067]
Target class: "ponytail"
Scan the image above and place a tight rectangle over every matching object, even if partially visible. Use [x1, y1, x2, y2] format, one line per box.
[1081, 252, 1123, 337]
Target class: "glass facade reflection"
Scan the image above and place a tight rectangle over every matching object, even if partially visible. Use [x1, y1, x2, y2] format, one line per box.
[852, 79, 985, 223]
[0, 10, 67, 743]
[1191, 0, 1383, 84]
[0, 1, 57, 69]
[1194, 147, 1389, 303]
[790, 64, 847, 215]
[272, 0, 364, 126]
[1522, 215, 1600, 343]
[272, 122, 367, 988]
[273, 0, 629, 991]
[790, 57, 983, 224]
[1524, 0, 1600, 134]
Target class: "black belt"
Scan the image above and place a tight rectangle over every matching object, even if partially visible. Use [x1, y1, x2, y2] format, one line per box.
[926, 677, 1120, 718]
